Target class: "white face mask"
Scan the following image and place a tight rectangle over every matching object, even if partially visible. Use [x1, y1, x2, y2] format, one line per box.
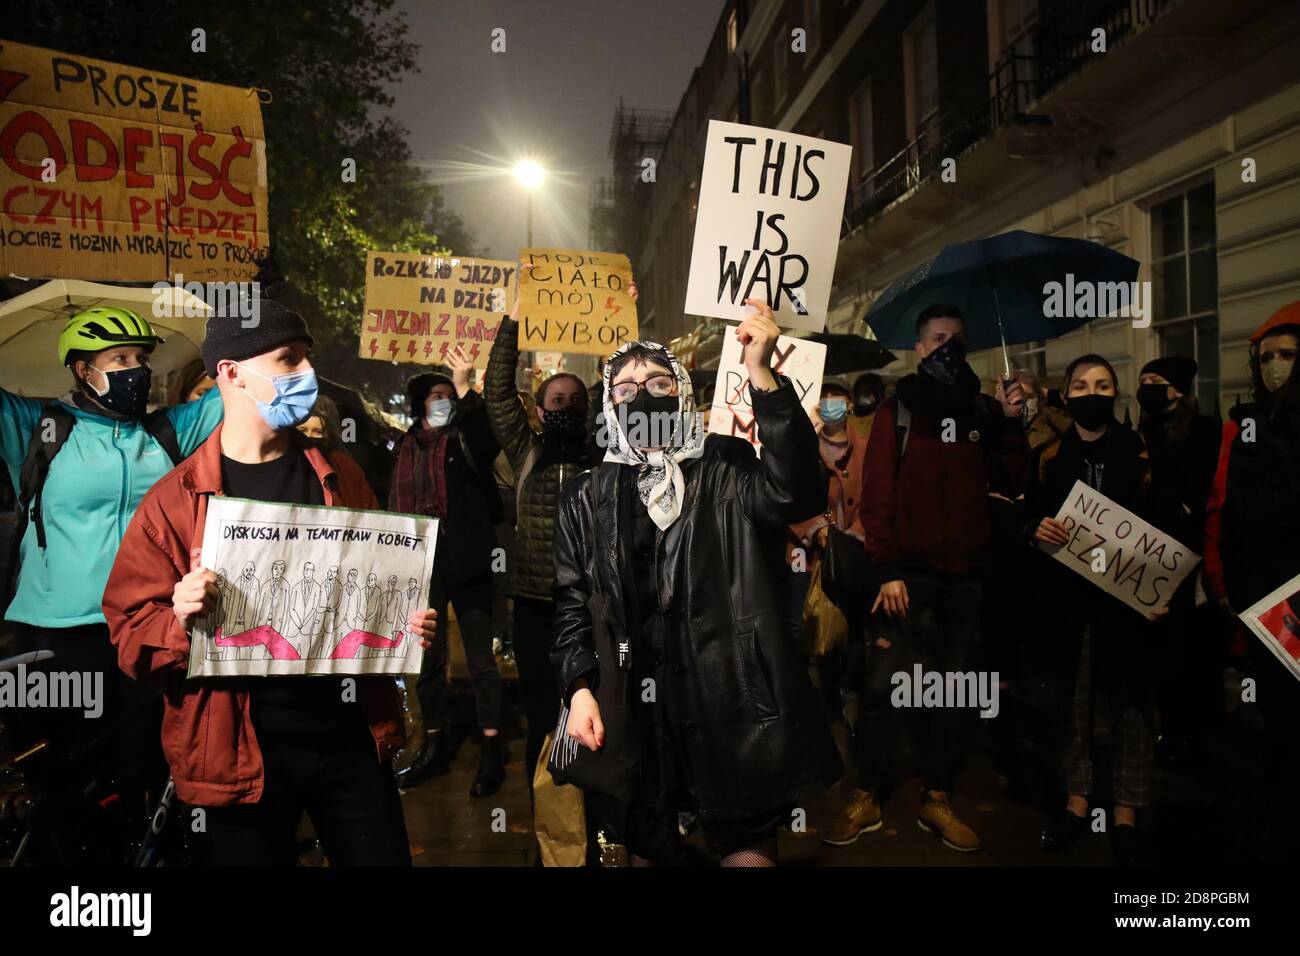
[1263, 357, 1295, 392]
[1025, 397, 1040, 418]
[425, 397, 455, 428]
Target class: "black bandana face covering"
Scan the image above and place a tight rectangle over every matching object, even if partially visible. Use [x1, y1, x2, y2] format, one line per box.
[919, 336, 969, 387]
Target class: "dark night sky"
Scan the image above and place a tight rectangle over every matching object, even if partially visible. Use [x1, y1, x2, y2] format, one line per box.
[387, 0, 725, 260]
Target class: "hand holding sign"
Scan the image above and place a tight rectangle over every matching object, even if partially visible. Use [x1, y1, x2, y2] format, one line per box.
[737, 298, 780, 391]
[173, 548, 219, 631]
[405, 608, 438, 650]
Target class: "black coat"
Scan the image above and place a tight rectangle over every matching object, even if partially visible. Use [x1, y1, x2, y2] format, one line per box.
[551, 378, 842, 816]
[1025, 422, 1158, 693]
[1139, 405, 1221, 553]
[393, 391, 502, 584]
[1221, 401, 1300, 612]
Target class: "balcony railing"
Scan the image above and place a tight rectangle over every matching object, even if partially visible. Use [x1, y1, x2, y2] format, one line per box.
[844, 0, 1172, 236]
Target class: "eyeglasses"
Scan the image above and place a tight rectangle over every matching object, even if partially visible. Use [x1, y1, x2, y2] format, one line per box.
[610, 373, 676, 405]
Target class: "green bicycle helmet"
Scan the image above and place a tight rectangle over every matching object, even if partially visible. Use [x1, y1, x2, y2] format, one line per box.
[58, 307, 166, 366]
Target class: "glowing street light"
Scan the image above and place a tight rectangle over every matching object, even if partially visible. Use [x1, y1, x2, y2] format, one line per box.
[514, 159, 546, 245]
[514, 159, 545, 190]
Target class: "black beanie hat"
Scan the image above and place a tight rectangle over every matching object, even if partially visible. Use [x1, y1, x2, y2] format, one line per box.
[1141, 356, 1197, 395]
[201, 298, 314, 377]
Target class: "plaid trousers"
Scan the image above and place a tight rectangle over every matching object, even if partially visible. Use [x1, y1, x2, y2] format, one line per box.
[1061, 627, 1155, 808]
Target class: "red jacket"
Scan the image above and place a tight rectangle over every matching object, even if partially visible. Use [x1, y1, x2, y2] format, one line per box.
[102, 426, 406, 807]
[1202, 418, 1239, 602]
[860, 387, 1028, 581]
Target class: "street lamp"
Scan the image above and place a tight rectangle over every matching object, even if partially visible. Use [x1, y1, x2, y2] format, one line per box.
[514, 160, 545, 246]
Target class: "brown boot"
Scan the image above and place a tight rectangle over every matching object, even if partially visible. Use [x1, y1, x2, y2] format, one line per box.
[917, 790, 980, 852]
[822, 789, 883, 846]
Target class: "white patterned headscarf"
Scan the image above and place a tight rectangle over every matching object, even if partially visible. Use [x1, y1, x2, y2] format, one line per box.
[600, 340, 706, 531]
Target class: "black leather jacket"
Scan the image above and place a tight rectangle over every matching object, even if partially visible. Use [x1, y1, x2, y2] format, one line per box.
[550, 378, 842, 815]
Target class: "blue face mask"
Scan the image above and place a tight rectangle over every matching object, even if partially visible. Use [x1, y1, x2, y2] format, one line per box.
[425, 398, 456, 429]
[818, 398, 849, 423]
[237, 363, 319, 430]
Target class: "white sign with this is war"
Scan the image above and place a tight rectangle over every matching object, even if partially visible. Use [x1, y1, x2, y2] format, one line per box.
[685, 121, 851, 332]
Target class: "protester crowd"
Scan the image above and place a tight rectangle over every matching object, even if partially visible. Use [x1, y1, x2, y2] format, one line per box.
[0, 291, 1296, 869]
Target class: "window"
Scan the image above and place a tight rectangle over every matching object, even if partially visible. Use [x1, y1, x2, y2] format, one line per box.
[1150, 182, 1219, 412]
[727, 9, 739, 53]
[750, 68, 765, 123]
[1001, 0, 1038, 52]
[910, 8, 939, 127]
[905, 4, 940, 154]
[804, 0, 823, 56]
[999, 0, 1039, 109]
[773, 29, 788, 107]
[851, 79, 874, 182]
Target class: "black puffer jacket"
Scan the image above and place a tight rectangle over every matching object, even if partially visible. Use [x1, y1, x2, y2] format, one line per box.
[485, 317, 595, 601]
[551, 378, 842, 816]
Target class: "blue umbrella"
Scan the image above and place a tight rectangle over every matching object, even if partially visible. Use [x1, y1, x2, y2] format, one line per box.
[864, 230, 1140, 375]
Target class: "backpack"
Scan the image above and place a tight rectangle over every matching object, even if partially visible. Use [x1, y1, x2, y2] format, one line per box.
[15, 402, 184, 551]
[894, 391, 998, 460]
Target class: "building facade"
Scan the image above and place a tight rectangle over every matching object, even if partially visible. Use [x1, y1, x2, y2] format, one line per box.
[633, 0, 1300, 417]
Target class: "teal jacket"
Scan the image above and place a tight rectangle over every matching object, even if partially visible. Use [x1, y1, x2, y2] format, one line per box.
[1, 386, 224, 629]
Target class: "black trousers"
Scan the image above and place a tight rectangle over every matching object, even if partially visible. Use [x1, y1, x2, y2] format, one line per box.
[513, 596, 559, 787]
[198, 718, 411, 866]
[855, 574, 982, 794]
[419, 570, 503, 731]
[6, 623, 165, 807]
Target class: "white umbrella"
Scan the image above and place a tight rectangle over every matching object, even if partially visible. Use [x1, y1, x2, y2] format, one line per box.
[0, 280, 212, 397]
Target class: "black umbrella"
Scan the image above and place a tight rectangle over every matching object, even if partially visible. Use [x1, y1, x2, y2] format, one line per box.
[806, 333, 898, 376]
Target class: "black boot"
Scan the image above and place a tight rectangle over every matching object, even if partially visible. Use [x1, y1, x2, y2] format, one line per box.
[470, 734, 506, 798]
[1040, 809, 1090, 851]
[395, 732, 451, 790]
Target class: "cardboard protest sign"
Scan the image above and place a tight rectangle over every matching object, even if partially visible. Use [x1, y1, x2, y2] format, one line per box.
[518, 248, 638, 355]
[708, 325, 825, 452]
[685, 121, 851, 333]
[1239, 572, 1300, 683]
[360, 252, 514, 367]
[187, 497, 437, 678]
[1048, 481, 1200, 619]
[0, 40, 269, 282]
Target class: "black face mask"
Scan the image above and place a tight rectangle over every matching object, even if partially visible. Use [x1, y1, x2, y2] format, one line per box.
[83, 363, 152, 417]
[1067, 394, 1116, 431]
[1136, 383, 1174, 416]
[854, 397, 877, 416]
[540, 405, 587, 443]
[919, 336, 969, 387]
[620, 391, 681, 445]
